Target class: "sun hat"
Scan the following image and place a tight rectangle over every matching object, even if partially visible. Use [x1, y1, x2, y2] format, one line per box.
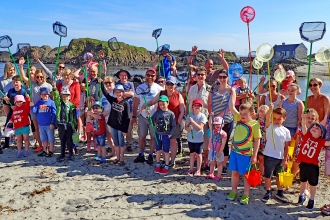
[286, 70, 295, 77]
[166, 76, 177, 84]
[61, 89, 71, 95]
[114, 84, 125, 92]
[308, 122, 326, 139]
[14, 95, 25, 103]
[213, 116, 224, 125]
[40, 87, 50, 95]
[114, 69, 131, 79]
[192, 99, 203, 106]
[158, 95, 169, 102]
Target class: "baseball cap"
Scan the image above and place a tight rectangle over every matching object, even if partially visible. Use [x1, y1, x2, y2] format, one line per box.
[114, 84, 124, 92]
[40, 87, 50, 95]
[166, 76, 177, 84]
[92, 101, 102, 109]
[213, 116, 224, 125]
[61, 89, 71, 95]
[146, 68, 157, 75]
[192, 99, 203, 106]
[158, 95, 169, 102]
[161, 45, 170, 51]
[14, 95, 25, 103]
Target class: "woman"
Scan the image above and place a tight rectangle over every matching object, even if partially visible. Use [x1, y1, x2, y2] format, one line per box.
[144, 76, 185, 167]
[260, 77, 285, 107]
[19, 58, 52, 152]
[207, 69, 236, 175]
[307, 78, 329, 122]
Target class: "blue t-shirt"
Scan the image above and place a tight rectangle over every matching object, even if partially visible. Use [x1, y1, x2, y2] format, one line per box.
[160, 54, 176, 79]
[115, 81, 135, 112]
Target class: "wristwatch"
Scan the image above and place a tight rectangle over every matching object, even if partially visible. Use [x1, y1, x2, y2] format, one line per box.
[132, 116, 137, 118]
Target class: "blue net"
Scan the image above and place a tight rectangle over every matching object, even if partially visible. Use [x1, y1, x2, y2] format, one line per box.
[299, 22, 326, 43]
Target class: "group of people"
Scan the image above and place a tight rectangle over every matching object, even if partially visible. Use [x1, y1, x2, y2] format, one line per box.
[1, 45, 330, 212]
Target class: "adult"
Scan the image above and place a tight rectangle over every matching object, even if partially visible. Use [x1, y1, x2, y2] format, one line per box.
[143, 76, 185, 167]
[156, 76, 166, 90]
[207, 69, 237, 175]
[114, 69, 135, 152]
[19, 57, 52, 152]
[307, 78, 330, 123]
[132, 68, 163, 164]
[259, 77, 285, 107]
[188, 67, 211, 169]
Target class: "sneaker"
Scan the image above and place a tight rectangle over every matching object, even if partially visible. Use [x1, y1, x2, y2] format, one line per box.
[227, 192, 237, 201]
[240, 195, 250, 205]
[16, 151, 23, 158]
[134, 154, 146, 163]
[45, 151, 54, 158]
[35, 146, 43, 152]
[56, 156, 65, 162]
[68, 155, 75, 161]
[99, 157, 106, 163]
[38, 151, 47, 157]
[222, 166, 228, 175]
[262, 191, 272, 202]
[160, 166, 169, 175]
[146, 154, 154, 165]
[23, 151, 29, 157]
[306, 199, 314, 210]
[298, 195, 306, 206]
[275, 191, 289, 203]
[154, 165, 162, 174]
[94, 155, 101, 161]
[126, 145, 133, 152]
[168, 161, 175, 168]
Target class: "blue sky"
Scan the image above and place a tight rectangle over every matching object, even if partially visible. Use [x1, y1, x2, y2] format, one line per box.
[0, 0, 330, 55]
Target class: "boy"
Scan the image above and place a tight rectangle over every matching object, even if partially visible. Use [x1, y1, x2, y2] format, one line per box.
[154, 45, 177, 78]
[235, 76, 254, 110]
[87, 102, 106, 163]
[297, 114, 330, 209]
[32, 87, 57, 157]
[227, 102, 261, 205]
[262, 105, 291, 203]
[152, 95, 176, 175]
[53, 89, 77, 162]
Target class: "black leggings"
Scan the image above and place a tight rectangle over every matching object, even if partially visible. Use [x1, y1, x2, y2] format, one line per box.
[223, 121, 234, 157]
[58, 125, 74, 157]
[30, 115, 35, 132]
[4, 108, 13, 148]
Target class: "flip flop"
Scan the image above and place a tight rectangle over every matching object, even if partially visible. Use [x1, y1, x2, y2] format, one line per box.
[205, 173, 215, 179]
[213, 176, 222, 181]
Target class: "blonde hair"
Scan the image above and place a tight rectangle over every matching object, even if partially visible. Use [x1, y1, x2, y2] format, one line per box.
[238, 76, 246, 83]
[62, 68, 73, 79]
[309, 77, 323, 87]
[4, 62, 15, 79]
[104, 76, 114, 83]
[306, 108, 319, 122]
[288, 83, 299, 91]
[34, 69, 47, 83]
[30, 66, 36, 72]
[258, 105, 269, 113]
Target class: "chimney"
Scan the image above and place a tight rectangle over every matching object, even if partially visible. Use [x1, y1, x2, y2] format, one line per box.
[282, 42, 285, 45]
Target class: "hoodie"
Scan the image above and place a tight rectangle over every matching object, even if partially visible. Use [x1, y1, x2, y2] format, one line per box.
[32, 98, 57, 126]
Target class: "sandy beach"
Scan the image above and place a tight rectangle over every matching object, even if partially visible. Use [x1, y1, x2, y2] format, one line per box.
[1, 114, 330, 220]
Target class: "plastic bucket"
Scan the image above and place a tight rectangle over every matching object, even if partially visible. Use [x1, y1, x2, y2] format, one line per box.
[279, 172, 294, 187]
[244, 170, 261, 188]
[72, 132, 79, 144]
[288, 146, 294, 157]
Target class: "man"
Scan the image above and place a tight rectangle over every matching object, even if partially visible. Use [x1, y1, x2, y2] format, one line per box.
[132, 68, 164, 164]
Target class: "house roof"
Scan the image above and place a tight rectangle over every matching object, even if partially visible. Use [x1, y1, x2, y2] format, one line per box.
[273, 44, 300, 51]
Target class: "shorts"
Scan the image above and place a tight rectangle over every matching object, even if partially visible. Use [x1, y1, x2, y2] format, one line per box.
[170, 122, 183, 139]
[14, 125, 30, 136]
[30, 109, 37, 120]
[228, 151, 251, 175]
[155, 134, 170, 153]
[110, 127, 125, 147]
[39, 125, 55, 142]
[208, 149, 224, 162]
[138, 115, 155, 138]
[326, 148, 330, 176]
[285, 127, 296, 137]
[94, 133, 106, 146]
[264, 155, 282, 178]
[188, 142, 203, 154]
[86, 123, 93, 133]
[76, 110, 80, 119]
[299, 162, 319, 186]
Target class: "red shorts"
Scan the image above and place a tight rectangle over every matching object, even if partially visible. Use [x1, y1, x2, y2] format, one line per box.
[86, 123, 94, 133]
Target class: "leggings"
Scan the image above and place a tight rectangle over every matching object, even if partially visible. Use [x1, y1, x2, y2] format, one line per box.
[223, 121, 234, 157]
[4, 108, 13, 148]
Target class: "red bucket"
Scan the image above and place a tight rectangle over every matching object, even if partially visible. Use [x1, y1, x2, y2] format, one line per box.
[244, 170, 261, 188]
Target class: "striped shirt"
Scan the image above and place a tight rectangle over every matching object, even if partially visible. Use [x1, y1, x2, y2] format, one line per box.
[282, 98, 299, 128]
[211, 89, 233, 124]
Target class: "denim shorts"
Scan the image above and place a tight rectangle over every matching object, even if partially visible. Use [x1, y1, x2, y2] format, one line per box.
[76, 110, 80, 119]
[94, 133, 106, 146]
[228, 151, 251, 175]
[208, 149, 224, 162]
[14, 125, 30, 135]
[110, 127, 125, 147]
[285, 126, 296, 137]
[39, 125, 55, 142]
[156, 134, 170, 153]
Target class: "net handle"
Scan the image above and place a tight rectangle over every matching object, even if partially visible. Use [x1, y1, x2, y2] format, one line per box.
[304, 43, 313, 112]
[54, 36, 62, 82]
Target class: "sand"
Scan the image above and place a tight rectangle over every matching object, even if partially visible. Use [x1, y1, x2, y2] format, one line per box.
[296, 63, 330, 78]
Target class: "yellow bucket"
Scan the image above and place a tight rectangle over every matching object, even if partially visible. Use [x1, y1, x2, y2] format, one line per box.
[288, 146, 294, 157]
[279, 172, 294, 187]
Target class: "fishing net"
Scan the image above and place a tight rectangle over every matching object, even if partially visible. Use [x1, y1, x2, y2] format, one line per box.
[228, 63, 244, 82]
[108, 37, 120, 51]
[315, 45, 330, 63]
[272, 51, 284, 63]
[240, 6, 256, 23]
[256, 43, 274, 62]
[53, 21, 67, 37]
[177, 71, 189, 82]
[0, 35, 13, 48]
[299, 22, 326, 43]
[252, 57, 263, 69]
[135, 84, 151, 95]
[152, 28, 162, 39]
[16, 43, 31, 56]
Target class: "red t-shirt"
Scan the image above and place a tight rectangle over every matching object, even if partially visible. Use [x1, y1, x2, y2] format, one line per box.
[93, 114, 106, 135]
[11, 97, 31, 129]
[297, 132, 326, 165]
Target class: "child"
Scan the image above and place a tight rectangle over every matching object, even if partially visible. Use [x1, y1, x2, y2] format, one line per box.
[256, 105, 269, 177]
[323, 105, 330, 179]
[235, 76, 254, 110]
[279, 84, 304, 137]
[206, 115, 227, 181]
[227, 103, 261, 205]
[32, 87, 56, 157]
[9, 94, 31, 157]
[279, 70, 301, 95]
[101, 83, 130, 165]
[87, 102, 107, 163]
[152, 95, 176, 175]
[262, 105, 291, 203]
[185, 99, 207, 176]
[78, 82, 87, 141]
[297, 114, 330, 209]
[85, 97, 97, 152]
[154, 45, 177, 78]
[53, 89, 77, 162]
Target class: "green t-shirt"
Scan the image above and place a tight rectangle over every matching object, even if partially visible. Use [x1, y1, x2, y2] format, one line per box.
[232, 113, 261, 156]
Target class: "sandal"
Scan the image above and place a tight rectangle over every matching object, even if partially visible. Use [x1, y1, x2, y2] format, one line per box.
[321, 204, 330, 216]
[194, 171, 201, 177]
[187, 169, 194, 175]
[117, 161, 126, 166]
[213, 176, 222, 181]
[205, 173, 215, 179]
[110, 159, 119, 165]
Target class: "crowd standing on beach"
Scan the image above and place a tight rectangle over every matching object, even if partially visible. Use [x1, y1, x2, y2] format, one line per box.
[1, 45, 330, 214]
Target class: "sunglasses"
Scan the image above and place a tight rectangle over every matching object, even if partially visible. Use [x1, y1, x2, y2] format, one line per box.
[268, 85, 276, 88]
[157, 80, 165, 83]
[196, 73, 205, 76]
[59, 66, 65, 69]
[90, 71, 96, 73]
[93, 107, 100, 109]
[104, 81, 112, 85]
[166, 82, 174, 86]
[218, 75, 228, 79]
[36, 76, 44, 79]
[146, 74, 156, 78]
[309, 83, 319, 87]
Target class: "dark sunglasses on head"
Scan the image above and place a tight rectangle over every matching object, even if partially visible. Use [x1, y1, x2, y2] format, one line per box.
[196, 73, 205, 76]
[36, 76, 44, 79]
[309, 83, 318, 87]
[218, 75, 228, 79]
[59, 66, 65, 69]
[146, 74, 156, 78]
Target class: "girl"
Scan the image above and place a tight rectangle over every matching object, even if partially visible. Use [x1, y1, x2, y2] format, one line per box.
[9, 94, 31, 157]
[206, 115, 227, 181]
[85, 97, 97, 152]
[78, 82, 87, 142]
[101, 82, 130, 166]
[279, 84, 304, 137]
[260, 77, 285, 107]
[256, 105, 269, 177]
[185, 99, 207, 176]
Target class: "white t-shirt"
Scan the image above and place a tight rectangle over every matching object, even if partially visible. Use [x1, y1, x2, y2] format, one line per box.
[263, 124, 291, 159]
[187, 112, 207, 143]
[135, 83, 163, 118]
